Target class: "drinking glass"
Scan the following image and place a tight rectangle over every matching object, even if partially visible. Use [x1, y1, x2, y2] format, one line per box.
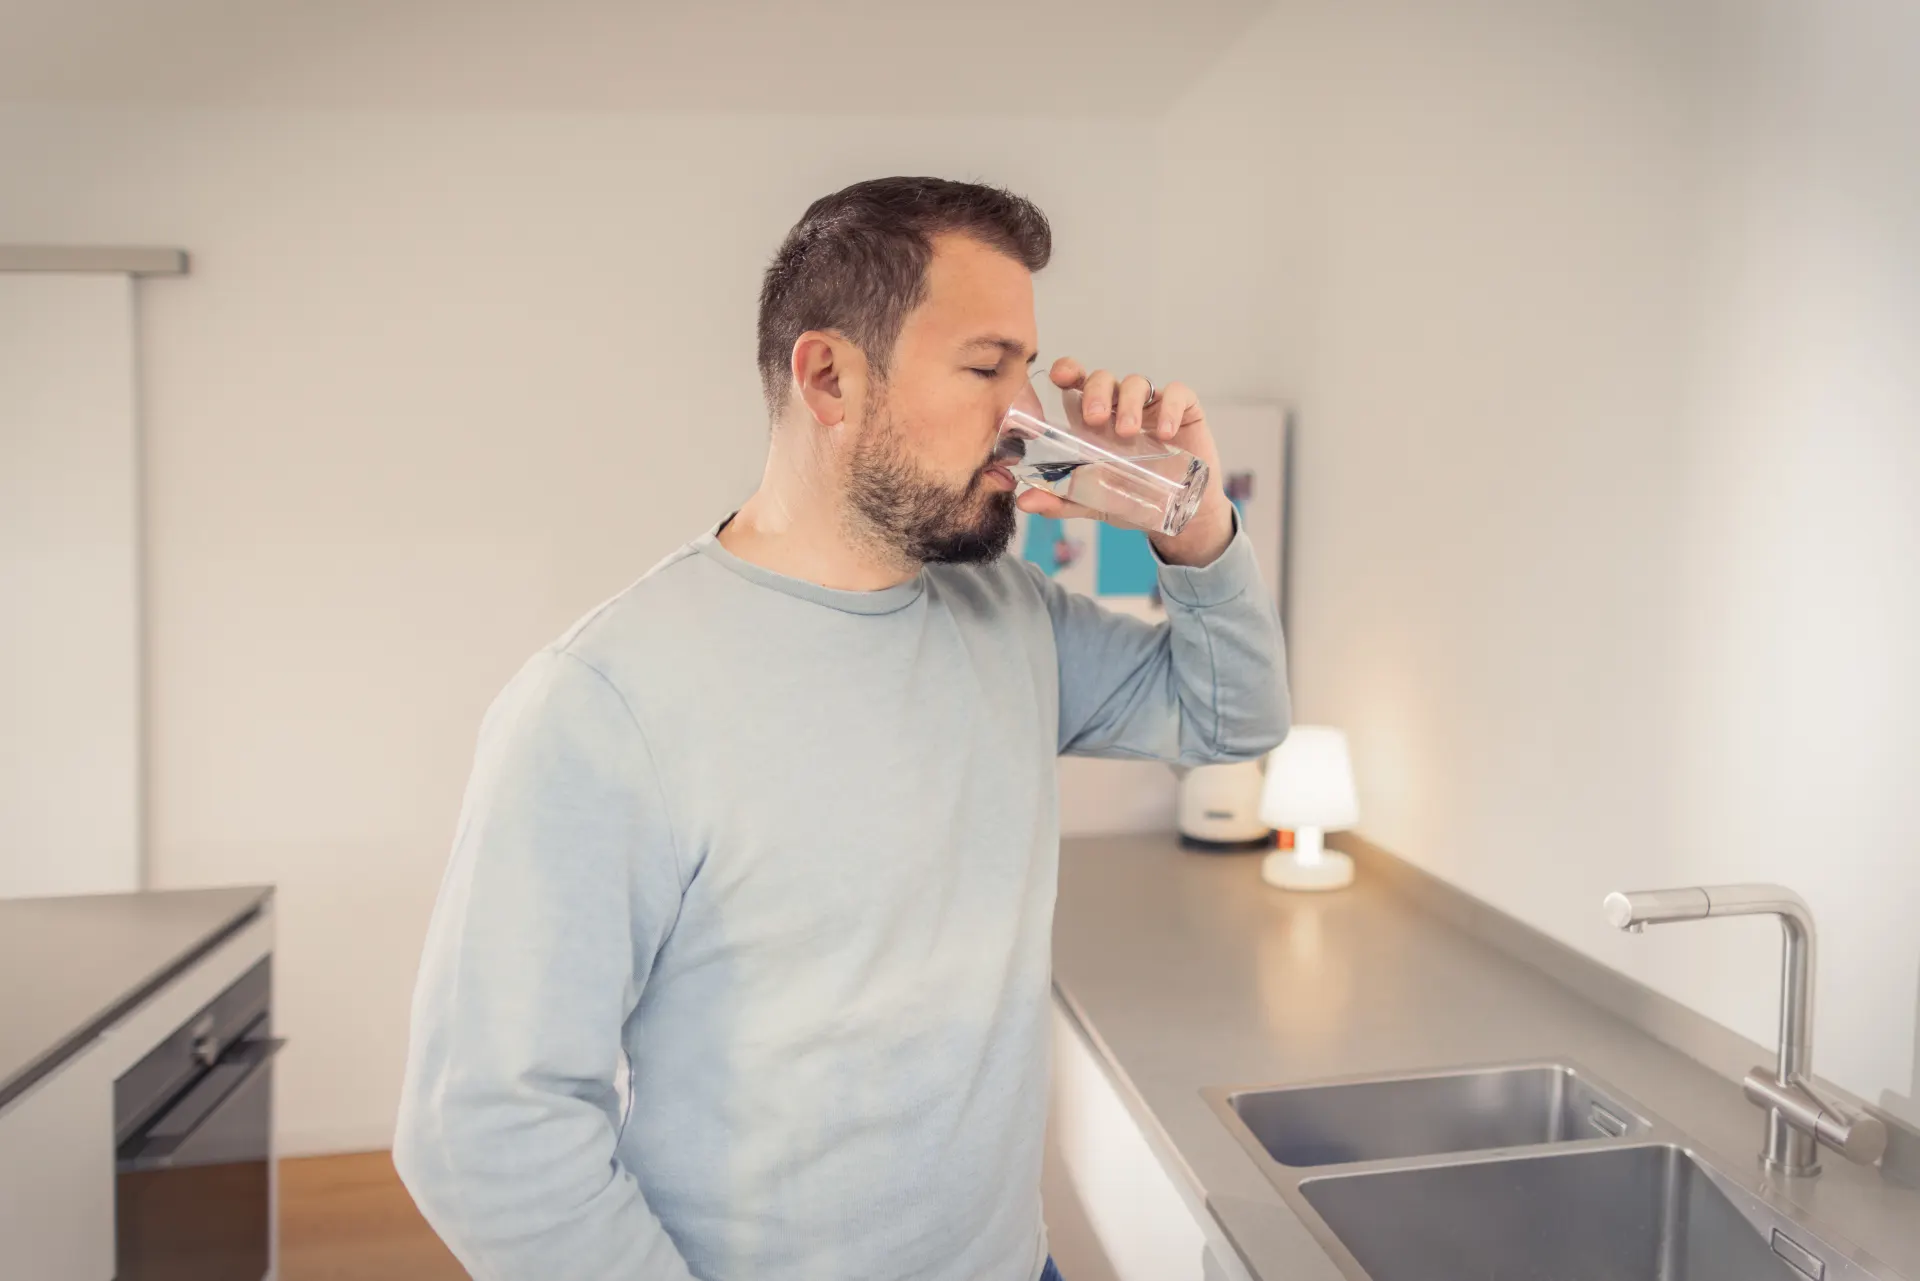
[993, 370, 1208, 536]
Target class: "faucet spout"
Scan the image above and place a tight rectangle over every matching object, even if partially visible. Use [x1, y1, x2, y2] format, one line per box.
[1604, 887, 1708, 929]
[1602, 882, 1882, 1176]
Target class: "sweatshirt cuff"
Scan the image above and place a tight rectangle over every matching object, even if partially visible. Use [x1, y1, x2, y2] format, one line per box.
[1155, 508, 1261, 609]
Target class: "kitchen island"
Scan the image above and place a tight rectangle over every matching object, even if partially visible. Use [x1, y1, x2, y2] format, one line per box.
[0, 886, 275, 1279]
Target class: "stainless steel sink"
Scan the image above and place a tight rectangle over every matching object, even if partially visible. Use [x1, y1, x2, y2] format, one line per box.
[1207, 1061, 1901, 1281]
[1219, 1063, 1649, 1167]
[1300, 1144, 1878, 1281]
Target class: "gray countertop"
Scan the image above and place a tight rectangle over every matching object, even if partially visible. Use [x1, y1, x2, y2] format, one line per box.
[0, 886, 271, 1110]
[1052, 834, 1920, 1280]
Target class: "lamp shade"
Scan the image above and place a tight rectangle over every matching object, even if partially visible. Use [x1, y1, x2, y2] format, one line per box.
[1259, 726, 1360, 831]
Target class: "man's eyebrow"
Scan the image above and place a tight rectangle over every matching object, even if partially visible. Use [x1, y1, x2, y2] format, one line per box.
[961, 336, 1038, 362]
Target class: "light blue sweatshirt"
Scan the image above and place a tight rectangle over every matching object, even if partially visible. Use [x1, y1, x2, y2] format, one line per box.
[394, 517, 1289, 1281]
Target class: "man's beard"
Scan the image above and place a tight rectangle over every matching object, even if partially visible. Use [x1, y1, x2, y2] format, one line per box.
[844, 400, 1017, 566]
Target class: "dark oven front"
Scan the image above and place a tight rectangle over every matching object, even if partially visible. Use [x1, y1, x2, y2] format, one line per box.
[113, 956, 281, 1281]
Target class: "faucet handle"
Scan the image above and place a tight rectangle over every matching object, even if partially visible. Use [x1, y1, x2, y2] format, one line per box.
[1832, 1110, 1891, 1166]
[1744, 1068, 1889, 1167]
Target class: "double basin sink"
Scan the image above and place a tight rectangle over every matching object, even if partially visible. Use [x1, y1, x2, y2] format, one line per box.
[1206, 1063, 1895, 1281]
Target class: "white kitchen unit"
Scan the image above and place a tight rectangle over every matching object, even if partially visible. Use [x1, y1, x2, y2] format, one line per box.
[1051, 993, 1256, 1281]
[0, 886, 276, 1280]
[0, 251, 188, 900]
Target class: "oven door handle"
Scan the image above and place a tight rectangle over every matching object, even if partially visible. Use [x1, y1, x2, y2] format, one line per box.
[117, 1036, 286, 1173]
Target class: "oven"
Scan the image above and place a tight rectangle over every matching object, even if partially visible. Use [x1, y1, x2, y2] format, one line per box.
[113, 956, 282, 1281]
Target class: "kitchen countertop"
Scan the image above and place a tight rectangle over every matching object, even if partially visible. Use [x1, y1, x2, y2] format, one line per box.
[0, 886, 271, 1111]
[1051, 834, 1920, 1280]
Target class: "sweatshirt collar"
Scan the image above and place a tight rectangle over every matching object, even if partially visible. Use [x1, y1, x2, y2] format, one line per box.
[694, 519, 927, 616]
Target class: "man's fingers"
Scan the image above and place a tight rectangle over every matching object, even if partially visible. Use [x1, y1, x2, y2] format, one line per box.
[1079, 369, 1118, 428]
[1154, 381, 1198, 440]
[1016, 489, 1102, 522]
[1114, 373, 1154, 439]
[1017, 488, 1064, 516]
[1045, 360, 1200, 444]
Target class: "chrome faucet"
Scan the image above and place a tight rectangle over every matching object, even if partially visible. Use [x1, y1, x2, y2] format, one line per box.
[1603, 884, 1886, 1177]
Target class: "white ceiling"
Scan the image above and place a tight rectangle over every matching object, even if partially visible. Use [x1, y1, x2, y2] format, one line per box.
[0, 0, 1274, 114]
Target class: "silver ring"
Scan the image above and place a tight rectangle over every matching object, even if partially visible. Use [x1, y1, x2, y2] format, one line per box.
[1142, 377, 1158, 407]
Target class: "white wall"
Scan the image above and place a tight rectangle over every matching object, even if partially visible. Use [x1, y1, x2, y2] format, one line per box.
[14, 0, 1910, 1157]
[1154, 0, 1920, 1119]
[0, 104, 1161, 1151]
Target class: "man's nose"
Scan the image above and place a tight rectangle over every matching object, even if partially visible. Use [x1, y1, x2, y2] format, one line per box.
[1005, 378, 1044, 422]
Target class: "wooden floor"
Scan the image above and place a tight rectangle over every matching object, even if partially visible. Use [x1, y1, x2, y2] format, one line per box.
[280, 1151, 467, 1280]
[280, 1146, 1116, 1281]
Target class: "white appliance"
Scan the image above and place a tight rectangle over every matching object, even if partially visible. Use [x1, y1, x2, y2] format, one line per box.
[1177, 760, 1273, 850]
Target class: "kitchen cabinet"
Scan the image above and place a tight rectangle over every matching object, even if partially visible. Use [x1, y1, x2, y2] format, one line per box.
[1050, 994, 1255, 1281]
[0, 888, 275, 1279]
[0, 1036, 116, 1279]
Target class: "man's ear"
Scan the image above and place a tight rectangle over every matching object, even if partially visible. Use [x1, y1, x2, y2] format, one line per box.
[790, 331, 859, 428]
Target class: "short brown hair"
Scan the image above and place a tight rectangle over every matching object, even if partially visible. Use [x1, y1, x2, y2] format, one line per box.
[756, 177, 1052, 414]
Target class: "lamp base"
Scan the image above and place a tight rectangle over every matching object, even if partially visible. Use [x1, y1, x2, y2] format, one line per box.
[1261, 849, 1355, 892]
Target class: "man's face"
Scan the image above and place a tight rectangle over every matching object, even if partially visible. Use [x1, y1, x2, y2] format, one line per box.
[842, 232, 1037, 565]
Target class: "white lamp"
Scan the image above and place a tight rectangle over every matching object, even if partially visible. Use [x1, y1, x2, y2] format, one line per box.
[1258, 726, 1360, 891]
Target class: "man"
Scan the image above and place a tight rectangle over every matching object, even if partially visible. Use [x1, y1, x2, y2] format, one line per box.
[394, 176, 1290, 1280]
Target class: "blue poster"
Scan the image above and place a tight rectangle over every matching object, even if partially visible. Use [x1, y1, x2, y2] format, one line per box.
[1022, 514, 1067, 576]
[1095, 525, 1159, 596]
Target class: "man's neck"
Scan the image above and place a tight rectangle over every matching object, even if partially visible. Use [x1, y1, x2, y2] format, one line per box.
[718, 456, 918, 594]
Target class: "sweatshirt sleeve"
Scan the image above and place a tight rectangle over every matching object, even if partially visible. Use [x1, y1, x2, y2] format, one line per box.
[1026, 514, 1291, 764]
[393, 647, 698, 1281]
